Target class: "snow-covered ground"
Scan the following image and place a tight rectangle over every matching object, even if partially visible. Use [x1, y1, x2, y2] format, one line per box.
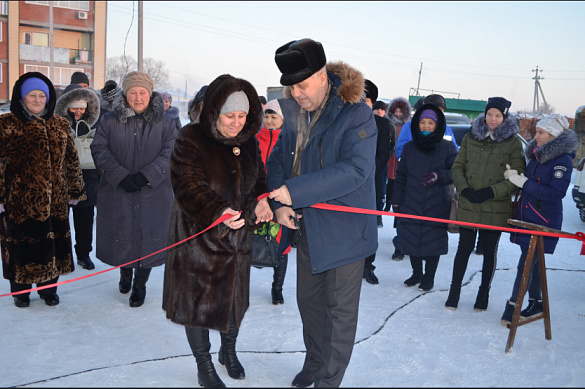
[2, 175, 585, 387]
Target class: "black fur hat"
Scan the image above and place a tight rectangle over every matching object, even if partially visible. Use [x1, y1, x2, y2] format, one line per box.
[364, 79, 378, 102]
[423, 94, 446, 109]
[275, 38, 327, 86]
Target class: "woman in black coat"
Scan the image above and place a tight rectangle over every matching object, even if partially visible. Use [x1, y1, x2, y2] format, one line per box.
[391, 103, 458, 291]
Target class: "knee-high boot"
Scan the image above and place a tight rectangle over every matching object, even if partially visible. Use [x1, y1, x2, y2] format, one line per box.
[218, 313, 245, 380]
[129, 267, 151, 308]
[271, 254, 288, 305]
[419, 257, 439, 291]
[119, 267, 133, 294]
[185, 326, 225, 388]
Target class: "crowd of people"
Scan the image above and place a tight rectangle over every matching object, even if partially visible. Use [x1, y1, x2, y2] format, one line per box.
[0, 37, 579, 388]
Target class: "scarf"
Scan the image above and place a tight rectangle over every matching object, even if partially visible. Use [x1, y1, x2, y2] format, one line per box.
[291, 80, 332, 178]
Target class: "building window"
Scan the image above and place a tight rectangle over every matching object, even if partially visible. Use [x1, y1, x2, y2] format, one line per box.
[24, 65, 83, 86]
[0, 63, 3, 84]
[0, 22, 3, 42]
[25, 1, 90, 11]
[23, 31, 49, 46]
[0, 2, 8, 16]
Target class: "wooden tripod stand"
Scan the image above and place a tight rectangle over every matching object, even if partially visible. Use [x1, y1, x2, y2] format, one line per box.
[504, 219, 565, 353]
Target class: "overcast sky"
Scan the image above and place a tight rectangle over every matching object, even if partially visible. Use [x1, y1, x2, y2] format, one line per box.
[105, 1, 585, 117]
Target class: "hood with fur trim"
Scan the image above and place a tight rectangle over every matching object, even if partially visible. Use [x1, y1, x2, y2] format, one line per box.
[112, 91, 165, 125]
[55, 87, 101, 128]
[526, 129, 578, 164]
[387, 96, 412, 126]
[470, 113, 518, 143]
[10, 72, 57, 122]
[199, 74, 263, 147]
[283, 61, 365, 105]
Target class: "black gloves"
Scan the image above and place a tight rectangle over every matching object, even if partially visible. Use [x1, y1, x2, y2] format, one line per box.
[132, 172, 149, 188]
[119, 174, 141, 193]
[461, 187, 494, 204]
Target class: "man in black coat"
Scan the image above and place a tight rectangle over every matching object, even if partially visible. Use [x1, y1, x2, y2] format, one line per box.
[363, 79, 395, 284]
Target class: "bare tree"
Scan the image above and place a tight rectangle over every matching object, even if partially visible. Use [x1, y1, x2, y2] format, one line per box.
[143, 58, 170, 90]
[105, 55, 137, 85]
[106, 55, 170, 90]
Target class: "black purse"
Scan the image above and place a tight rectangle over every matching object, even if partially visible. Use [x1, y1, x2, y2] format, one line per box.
[250, 231, 280, 269]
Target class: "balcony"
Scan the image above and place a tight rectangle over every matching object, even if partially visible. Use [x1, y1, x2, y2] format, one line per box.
[19, 44, 92, 65]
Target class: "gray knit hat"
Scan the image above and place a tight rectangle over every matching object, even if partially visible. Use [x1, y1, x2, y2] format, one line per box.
[122, 71, 154, 96]
[220, 91, 249, 115]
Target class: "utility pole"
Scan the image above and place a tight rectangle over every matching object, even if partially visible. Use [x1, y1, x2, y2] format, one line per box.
[532, 66, 548, 115]
[138, 1, 143, 72]
[415, 62, 423, 96]
[49, 2, 54, 82]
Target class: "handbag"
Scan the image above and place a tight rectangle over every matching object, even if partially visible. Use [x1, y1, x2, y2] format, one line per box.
[447, 184, 460, 234]
[73, 120, 96, 170]
[510, 189, 521, 219]
[250, 222, 280, 269]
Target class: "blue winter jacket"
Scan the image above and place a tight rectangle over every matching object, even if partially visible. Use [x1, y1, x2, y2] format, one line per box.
[510, 130, 578, 253]
[267, 62, 378, 274]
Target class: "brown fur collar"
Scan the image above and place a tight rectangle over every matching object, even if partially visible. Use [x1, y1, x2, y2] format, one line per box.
[283, 61, 365, 105]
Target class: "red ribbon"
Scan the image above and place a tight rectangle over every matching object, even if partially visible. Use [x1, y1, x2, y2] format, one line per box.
[3, 193, 583, 298]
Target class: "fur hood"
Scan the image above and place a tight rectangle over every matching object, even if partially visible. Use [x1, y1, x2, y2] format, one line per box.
[525, 129, 578, 164]
[199, 74, 263, 147]
[55, 87, 101, 128]
[10, 72, 57, 122]
[387, 96, 412, 126]
[283, 61, 365, 105]
[165, 106, 180, 120]
[470, 114, 519, 143]
[112, 90, 165, 124]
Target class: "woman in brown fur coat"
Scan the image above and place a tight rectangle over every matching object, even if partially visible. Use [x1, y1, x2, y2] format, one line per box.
[163, 74, 272, 388]
[0, 72, 86, 308]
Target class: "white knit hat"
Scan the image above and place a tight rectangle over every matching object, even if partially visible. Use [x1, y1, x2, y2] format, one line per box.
[263, 99, 283, 120]
[220, 91, 249, 115]
[68, 99, 87, 109]
[536, 114, 569, 137]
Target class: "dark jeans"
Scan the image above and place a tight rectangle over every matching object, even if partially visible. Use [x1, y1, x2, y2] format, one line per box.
[375, 164, 389, 211]
[450, 227, 501, 288]
[294, 218, 365, 387]
[72, 205, 95, 259]
[10, 277, 59, 296]
[510, 246, 542, 302]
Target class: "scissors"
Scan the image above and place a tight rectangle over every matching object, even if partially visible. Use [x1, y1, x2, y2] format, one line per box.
[293, 211, 302, 236]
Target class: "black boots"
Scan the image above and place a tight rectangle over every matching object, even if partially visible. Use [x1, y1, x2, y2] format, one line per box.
[77, 257, 95, 270]
[13, 294, 30, 308]
[501, 299, 516, 325]
[40, 292, 60, 306]
[445, 283, 461, 310]
[271, 254, 288, 304]
[292, 368, 316, 388]
[404, 257, 423, 287]
[185, 327, 225, 388]
[521, 298, 543, 318]
[119, 267, 133, 294]
[474, 286, 490, 311]
[218, 316, 245, 380]
[419, 257, 439, 291]
[129, 267, 151, 308]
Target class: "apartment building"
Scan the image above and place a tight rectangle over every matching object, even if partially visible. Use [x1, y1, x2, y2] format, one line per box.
[0, 1, 106, 103]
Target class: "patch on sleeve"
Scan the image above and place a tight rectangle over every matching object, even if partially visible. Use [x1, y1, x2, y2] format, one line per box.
[554, 165, 566, 179]
[358, 129, 367, 140]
